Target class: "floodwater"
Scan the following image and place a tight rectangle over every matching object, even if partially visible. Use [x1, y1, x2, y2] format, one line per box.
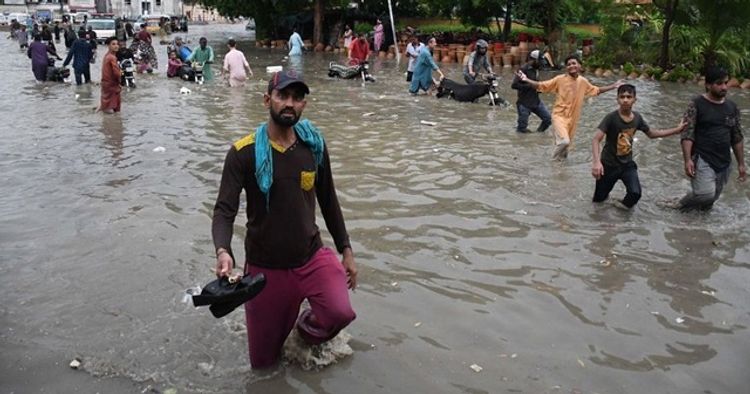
[1, 23, 749, 394]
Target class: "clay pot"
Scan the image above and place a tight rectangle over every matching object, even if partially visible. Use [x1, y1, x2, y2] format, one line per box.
[628, 72, 639, 79]
[602, 70, 614, 78]
[519, 41, 528, 50]
[502, 54, 513, 68]
[728, 78, 740, 88]
[442, 55, 453, 63]
[456, 50, 466, 63]
[741, 80, 750, 89]
[595, 68, 604, 77]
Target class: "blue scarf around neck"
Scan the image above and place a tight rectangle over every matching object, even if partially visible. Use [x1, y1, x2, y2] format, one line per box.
[255, 118, 325, 210]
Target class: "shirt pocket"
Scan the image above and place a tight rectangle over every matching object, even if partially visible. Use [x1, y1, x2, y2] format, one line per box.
[300, 170, 316, 191]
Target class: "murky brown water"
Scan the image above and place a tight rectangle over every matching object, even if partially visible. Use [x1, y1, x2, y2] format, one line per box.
[1, 23, 749, 394]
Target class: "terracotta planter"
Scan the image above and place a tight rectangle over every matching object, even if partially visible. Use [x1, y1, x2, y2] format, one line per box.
[519, 41, 528, 50]
[456, 50, 466, 64]
[502, 54, 513, 68]
[510, 46, 519, 56]
[442, 55, 453, 63]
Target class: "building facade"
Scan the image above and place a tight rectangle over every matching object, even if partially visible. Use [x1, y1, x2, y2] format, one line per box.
[110, 0, 184, 18]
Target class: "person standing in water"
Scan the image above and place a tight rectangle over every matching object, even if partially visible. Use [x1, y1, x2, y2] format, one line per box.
[187, 37, 215, 81]
[409, 37, 444, 95]
[222, 38, 252, 87]
[373, 19, 384, 53]
[99, 37, 122, 114]
[211, 71, 357, 369]
[674, 66, 745, 211]
[405, 35, 424, 82]
[510, 50, 552, 133]
[288, 27, 304, 57]
[517, 55, 623, 160]
[591, 84, 686, 209]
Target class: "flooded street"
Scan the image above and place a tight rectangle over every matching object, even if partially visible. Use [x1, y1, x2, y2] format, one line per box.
[1, 23, 749, 393]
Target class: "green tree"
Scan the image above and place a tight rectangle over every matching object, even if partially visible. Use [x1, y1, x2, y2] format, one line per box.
[687, 0, 750, 73]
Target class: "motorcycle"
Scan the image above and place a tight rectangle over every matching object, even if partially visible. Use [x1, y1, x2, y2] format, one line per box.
[46, 57, 70, 82]
[119, 58, 136, 88]
[177, 63, 196, 82]
[192, 62, 204, 85]
[436, 74, 509, 106]
[327, 60, 375, 83]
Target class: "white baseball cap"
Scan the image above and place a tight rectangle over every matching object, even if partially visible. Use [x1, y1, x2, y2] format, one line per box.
[530, 50, 540, 60]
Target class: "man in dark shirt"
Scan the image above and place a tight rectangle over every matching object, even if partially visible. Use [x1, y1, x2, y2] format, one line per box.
[677, 67, 745, 211]
[212, 71, 357, 369]
[63, 30, 93, 85]
[591, 84, 685, 209]
[510, 50, 552, 133]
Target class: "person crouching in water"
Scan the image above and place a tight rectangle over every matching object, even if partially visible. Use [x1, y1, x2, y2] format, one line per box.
[463, 39, 491, 84]
[167, 51, 182, 78]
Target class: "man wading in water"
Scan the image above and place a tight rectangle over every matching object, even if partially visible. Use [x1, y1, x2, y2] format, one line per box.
[211, 71, 358, 369]
[517, 55, 623, 160]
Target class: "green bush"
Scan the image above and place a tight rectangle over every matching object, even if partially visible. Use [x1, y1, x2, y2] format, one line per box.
[622, 62, 635, 75]
[665, 65, 694, 82]
[354, 23, 373, 35]
[644, 66, 663, 79]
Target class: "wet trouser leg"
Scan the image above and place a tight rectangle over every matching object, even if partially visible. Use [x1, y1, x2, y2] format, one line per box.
[552, 116, 571, 159]
[593, 163, 641, 208]
[532, 101, 552, 132]
[678, 156, 730, 211]
[516, 103, 531, 132]
[243, 247, 355, 369]
[619, 164, 642, 207]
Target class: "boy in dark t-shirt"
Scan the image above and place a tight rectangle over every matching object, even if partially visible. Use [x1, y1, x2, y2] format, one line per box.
[591, 84, 686, 208]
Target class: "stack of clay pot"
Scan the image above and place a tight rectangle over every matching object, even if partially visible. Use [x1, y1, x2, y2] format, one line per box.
[518, 40, 529, 66]
[433, 46, 441, 62]
[455, 44, 467, 64]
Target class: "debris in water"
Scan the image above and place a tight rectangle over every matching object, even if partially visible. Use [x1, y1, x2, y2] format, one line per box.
[510, 353, 518, 359]
[420, 120, 436, 126]
[153, 146, 166, 153]
[69, 357, 82, 369]
[470, 364, 483, 372]
[515, 209, 527, 215]
[650, 311, 660, 315]
[180, 87, 191, 94]
[390, 281, 398, 287]
[700, 290, 715, 296]
[362, 112, 375, 117]
[414, 322, 422, 328]
[599, 259, 612, 267]
[577, 358, 585, 368]
[675, 317, 685, 324]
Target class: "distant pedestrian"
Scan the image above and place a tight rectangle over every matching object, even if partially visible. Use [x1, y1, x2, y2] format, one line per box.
[99, 37, 122, 114]
[222, 38, 252, 87]
[408, 37, 444, 95]
[288, 27, 303, 57]
[53, 21, 61, 42]
[510, 50, 552, 133]
[373, 19, 384, 52]
[63, 30, 94, 85]
[27, 34, 59, 82]
[16, 26, 29, 49]
[404, 36, 424, 82]
[342, 25, 353, 53]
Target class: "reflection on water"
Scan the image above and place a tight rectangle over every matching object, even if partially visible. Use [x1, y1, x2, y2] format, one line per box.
[0, 23, 748, 394]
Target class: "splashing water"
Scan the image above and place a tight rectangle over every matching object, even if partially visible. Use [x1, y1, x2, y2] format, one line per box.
[282, 329, 354, 370]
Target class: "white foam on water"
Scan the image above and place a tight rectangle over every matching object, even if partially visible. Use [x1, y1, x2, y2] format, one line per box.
[282, 329, 353, 370]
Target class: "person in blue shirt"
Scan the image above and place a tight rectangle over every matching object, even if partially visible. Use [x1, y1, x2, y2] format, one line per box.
[63, 30, 94, 85]
[408, 37, 444, 94]
[288, 27, 304, 56]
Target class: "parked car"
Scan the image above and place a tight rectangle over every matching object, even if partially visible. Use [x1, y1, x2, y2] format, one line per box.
[88, 18, 116, 43]
[8, 12, 30, 24]
[69, 11, 91, 24]
[0, 14, 7, 25]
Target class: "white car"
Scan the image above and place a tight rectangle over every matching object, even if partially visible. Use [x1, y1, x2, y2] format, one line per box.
[87, 18, 116, 43]
[0, 15, 8, 25]
[7, 12, 30, 24]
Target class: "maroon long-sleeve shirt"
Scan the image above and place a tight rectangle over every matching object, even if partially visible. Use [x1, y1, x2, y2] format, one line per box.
[212, 132, 351, 269]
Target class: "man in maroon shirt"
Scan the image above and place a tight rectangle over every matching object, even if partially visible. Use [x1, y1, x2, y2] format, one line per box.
[212, 70, 358, 369]
[348, 33, 370, 65]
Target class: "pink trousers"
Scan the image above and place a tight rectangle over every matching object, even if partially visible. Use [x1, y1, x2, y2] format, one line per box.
[243, 247, 356, 369]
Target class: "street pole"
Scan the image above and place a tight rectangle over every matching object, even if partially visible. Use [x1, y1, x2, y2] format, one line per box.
[387, 0, 400, 64]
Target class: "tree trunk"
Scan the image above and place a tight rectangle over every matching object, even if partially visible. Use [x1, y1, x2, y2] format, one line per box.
[313, 0, 324, 45]
[658, 0, 677, 70]
[502, 0, 513, 42]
